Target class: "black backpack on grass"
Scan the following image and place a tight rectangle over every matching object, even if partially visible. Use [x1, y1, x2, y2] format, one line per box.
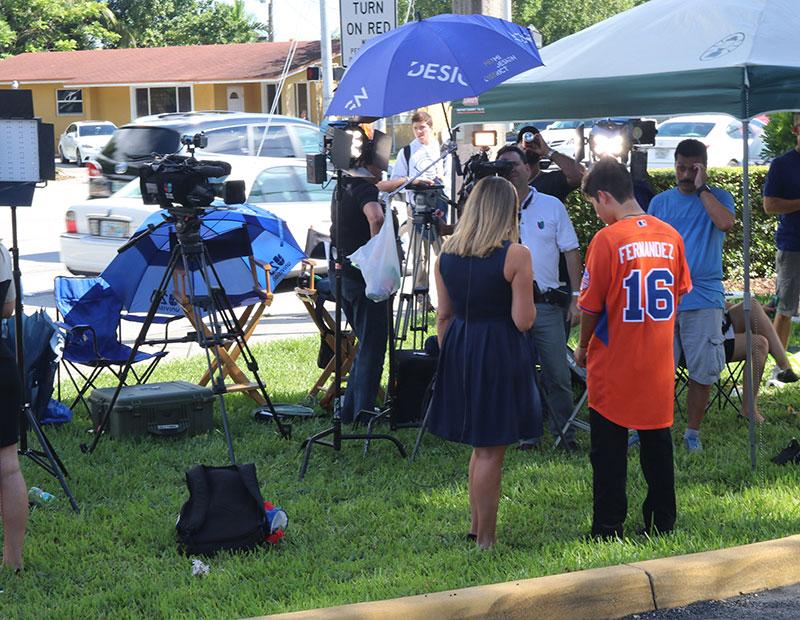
[176, 463, 267, 555]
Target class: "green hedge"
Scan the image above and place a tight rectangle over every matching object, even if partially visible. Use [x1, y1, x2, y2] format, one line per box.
[565, 166, 777, 280]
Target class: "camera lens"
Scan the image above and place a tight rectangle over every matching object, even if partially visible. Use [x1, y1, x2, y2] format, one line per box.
[523, 132, 535, 143]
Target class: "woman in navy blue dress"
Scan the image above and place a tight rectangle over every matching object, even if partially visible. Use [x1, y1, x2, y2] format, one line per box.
[428, 176, 542, 549]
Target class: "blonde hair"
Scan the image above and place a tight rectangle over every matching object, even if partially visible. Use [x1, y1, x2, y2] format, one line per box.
[442, 176, 519, 257]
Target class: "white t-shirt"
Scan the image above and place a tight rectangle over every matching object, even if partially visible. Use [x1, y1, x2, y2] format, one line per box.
[390, 138, 450, 201]
[518, 188, 579, 292]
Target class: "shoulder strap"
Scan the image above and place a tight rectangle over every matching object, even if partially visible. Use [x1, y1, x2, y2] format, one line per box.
[236, 463, 266, 510]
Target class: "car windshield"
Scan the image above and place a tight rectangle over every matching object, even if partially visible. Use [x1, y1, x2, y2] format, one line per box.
[547, 120, 584, 130]
[101, 127, 180, 160]
[248, 166, 335, 203]
[79, 124, 115, 137]
[658, 122, 715, 138]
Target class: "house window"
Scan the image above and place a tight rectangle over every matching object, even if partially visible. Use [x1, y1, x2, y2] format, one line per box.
[295, 83, 309, 119]
[134, 86, 192, 117]
[56, 89, 83, 115]
[265, 84, 282, 114]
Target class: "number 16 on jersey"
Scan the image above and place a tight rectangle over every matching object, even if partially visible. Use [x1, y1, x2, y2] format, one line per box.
[622, 268, 675, 322]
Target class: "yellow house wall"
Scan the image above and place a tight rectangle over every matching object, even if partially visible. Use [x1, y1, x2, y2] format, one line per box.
[243, 83, 261, 112]
[193, 84, 216, 111]
[91, 87, 132, 126]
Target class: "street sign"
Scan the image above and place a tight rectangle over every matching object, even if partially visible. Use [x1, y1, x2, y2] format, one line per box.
[339, 0, 396, 66]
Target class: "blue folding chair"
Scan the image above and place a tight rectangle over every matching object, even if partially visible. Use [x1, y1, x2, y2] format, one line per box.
[54, 276, 169, 413]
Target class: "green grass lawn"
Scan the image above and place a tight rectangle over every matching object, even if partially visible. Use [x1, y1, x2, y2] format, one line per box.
[4, 333, 800, 619]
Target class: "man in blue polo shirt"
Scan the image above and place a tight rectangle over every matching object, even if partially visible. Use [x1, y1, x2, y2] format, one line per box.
[764, 112, 800, 360]
[648, 139, 735, 452]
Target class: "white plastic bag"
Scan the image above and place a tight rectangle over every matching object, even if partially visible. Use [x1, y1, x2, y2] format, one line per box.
[348, 206, 401, 302]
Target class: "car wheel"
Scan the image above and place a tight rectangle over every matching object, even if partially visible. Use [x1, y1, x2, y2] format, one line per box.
[76, 148, 84, 166]
[728, 159, 739, 166]
[59, 146, 69, 164]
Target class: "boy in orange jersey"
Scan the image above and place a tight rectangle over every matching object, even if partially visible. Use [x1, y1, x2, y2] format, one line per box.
[575, 159, 692, 539]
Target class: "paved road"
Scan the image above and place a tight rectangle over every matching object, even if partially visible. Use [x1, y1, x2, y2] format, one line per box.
[622, 584, 800, 619]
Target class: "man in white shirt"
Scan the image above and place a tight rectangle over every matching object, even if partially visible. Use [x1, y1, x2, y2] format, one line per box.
[498, 145, 584, 452]
[378, 110, 450, 299]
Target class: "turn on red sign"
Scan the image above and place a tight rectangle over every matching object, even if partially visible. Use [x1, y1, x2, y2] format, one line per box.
[339, 0, 396, 66]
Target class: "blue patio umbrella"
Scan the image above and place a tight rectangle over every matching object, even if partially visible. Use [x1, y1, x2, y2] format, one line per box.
[326, 13, 543, 119]
[101, 202, 306, 316]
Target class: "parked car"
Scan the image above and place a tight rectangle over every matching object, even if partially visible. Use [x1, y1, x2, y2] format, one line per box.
[88, 111, 322, 198]
[648, 114, 766, 168]
[61, 154, 333, 277]
[58, 121, 117, 165]
[540, 119, 593, 161]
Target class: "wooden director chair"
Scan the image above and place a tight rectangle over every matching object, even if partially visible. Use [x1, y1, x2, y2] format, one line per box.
[174, 252, 274, 405]
[294, 261, 358, 409]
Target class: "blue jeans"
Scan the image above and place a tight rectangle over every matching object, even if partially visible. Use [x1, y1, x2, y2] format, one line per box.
[337, 274, 388, 423]
[524, 302, 575, 444]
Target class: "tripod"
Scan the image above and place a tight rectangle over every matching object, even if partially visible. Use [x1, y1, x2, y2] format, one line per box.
[80, 205, 290, 461]
[298, 170, 407, 480]
[7, 205, 80, 512]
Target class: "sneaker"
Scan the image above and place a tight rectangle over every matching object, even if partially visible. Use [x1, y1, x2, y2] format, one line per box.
[684, 433, 703, 452]
[628, 430, 640, 447]
[776, 367, 799, 383]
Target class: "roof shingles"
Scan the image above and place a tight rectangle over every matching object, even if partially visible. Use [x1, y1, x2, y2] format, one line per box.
[0, 40, 338, 85]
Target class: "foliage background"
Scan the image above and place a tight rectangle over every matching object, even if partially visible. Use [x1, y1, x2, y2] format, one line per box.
[567, 167, 778, 281]
[763, 113, 798, 160]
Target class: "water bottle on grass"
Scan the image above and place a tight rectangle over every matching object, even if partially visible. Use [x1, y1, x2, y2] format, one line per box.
[28, 487, 56, 507]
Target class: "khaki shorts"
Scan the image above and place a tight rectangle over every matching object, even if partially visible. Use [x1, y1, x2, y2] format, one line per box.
[775, 250, 800, 316]
[675, 308, 725, 386]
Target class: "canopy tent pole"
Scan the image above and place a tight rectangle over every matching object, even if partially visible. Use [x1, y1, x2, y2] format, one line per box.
[741, 67, 757, 471]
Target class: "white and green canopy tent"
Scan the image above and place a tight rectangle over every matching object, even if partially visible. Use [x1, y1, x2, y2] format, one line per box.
[452, 0, 800, 468]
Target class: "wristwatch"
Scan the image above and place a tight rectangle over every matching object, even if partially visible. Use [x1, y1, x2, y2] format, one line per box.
[697, 184, 711, 196]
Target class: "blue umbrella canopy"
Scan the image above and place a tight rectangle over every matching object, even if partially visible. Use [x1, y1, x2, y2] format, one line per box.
[326, 13, 543, 119]
[101, 202, 306, 315]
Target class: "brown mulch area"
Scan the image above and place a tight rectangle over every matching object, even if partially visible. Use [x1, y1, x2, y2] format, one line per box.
[723, 277, 775, 298]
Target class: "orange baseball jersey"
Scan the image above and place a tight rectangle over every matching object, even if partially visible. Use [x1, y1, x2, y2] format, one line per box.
[578, 215, 692, 429]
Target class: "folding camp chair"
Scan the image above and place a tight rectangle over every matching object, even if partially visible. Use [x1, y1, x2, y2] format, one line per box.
[294, 262, 359, 409]
[172, 228, 275, 404]
[554, 346, 590, 447]
[674, 359, 743, 417]
[54, 276, 168, 413]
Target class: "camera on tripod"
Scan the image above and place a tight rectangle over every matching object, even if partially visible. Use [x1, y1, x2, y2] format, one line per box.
[410, 184, 446, 226]
[139, 133, 246, 209]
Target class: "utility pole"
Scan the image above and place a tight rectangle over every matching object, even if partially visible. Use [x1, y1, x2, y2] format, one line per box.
[319, 0, 334, 118]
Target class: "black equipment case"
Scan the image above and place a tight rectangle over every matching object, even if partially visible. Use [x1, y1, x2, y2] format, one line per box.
[394, 350, 437, 425]
[88, 381, 214, 438]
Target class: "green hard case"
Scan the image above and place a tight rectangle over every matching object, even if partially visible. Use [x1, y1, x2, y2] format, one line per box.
[88, 381, 214, 438]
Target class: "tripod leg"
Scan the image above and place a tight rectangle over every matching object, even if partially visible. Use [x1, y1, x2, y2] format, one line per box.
[183, 250, 237, 465]
[23, 407, 80, 513]
[203, 254, 290, 440]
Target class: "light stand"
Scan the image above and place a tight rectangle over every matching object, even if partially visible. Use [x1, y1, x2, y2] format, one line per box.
[0, 89, 79, 511]
[298, 169, 407, 479]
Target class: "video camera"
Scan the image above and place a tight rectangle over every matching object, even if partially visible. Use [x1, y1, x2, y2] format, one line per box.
[589, 118, 657, 165]
[306, 121, 390, 183]
[139, 133, 245, 209]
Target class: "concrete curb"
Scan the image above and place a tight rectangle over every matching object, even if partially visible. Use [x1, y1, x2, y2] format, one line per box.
[254, 535, 800, 620]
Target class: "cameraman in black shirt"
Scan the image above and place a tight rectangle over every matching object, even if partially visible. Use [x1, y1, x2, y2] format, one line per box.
[516, 126, 586, 203]
[330, 166, 390, 424]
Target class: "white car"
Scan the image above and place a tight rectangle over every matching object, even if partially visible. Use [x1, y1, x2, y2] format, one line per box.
[648, 114, 766, 168]
[60, 154, 332, 277]
[539, 120, 592, 161]
[58, 121, 117, 165]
